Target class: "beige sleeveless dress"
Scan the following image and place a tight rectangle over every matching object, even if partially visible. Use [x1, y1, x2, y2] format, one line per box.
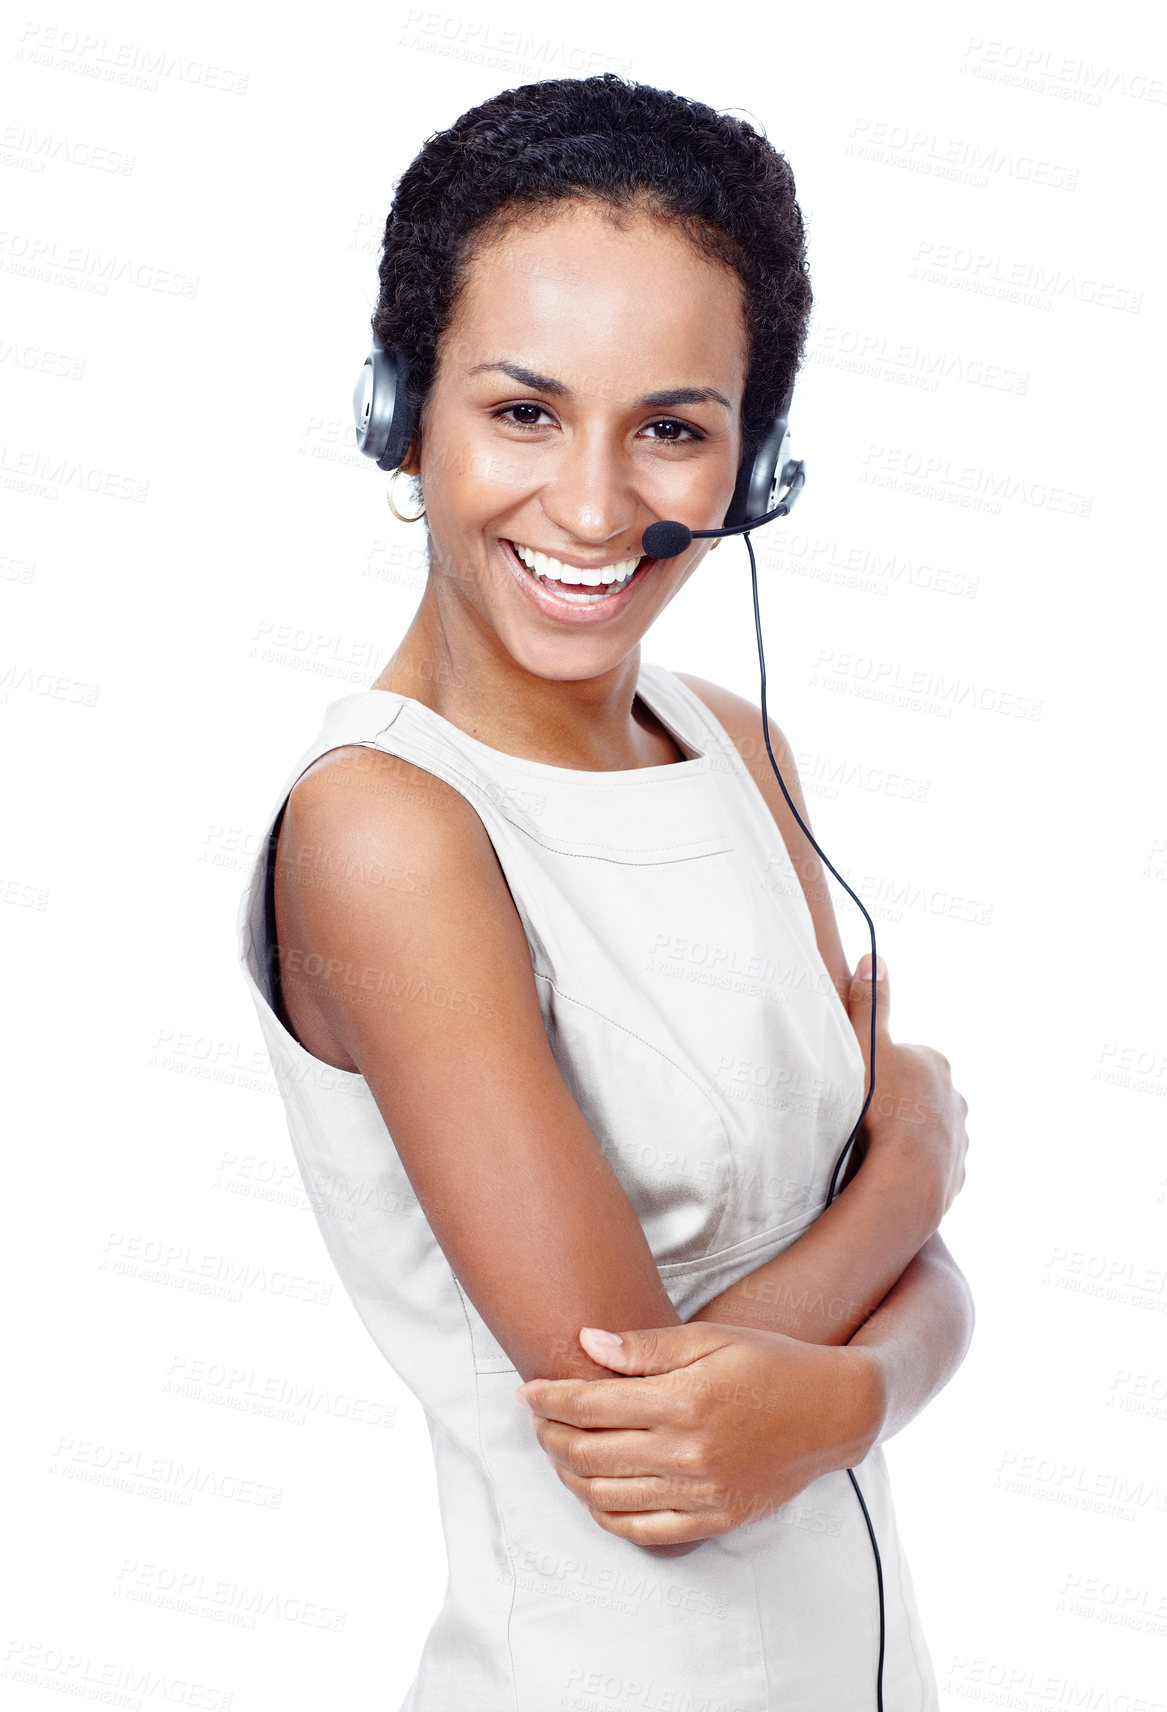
[237, 659, 939, 1710]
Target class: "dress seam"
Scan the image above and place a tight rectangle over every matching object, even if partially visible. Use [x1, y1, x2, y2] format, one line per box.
[450, 1277, 522, 1712]
[888, 1461, 935, 1708]
[533, 971, 739, 1256]
[509, 834, 735, 863]
[745, 1545, 772, 1710]
[370, 715, 732, 858]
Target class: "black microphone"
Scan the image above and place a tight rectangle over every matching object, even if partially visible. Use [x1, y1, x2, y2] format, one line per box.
[641, 464, 806, 560]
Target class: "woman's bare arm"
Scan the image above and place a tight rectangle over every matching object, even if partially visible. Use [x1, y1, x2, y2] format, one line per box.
[848, 1230, 975, 1443]
[274, 743, 684, 1387]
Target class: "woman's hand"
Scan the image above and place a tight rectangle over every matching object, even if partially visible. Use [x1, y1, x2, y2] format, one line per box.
[847, 954, 968, 1220]
[515, 1321, 883, 1553]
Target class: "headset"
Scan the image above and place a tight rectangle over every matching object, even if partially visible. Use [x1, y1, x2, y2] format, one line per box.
[354, 340, 889, 1711]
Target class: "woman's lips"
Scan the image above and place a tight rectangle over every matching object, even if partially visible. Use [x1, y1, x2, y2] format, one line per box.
[501, 538, 657, 622]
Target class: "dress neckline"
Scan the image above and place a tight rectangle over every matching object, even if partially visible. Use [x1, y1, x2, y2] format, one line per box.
[348, 662, 710, 780]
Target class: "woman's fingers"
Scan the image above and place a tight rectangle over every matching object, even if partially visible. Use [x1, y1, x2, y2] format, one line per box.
[853, 952, 887, 991]
[530, 1418, 660, 1478]
[516, 1321, 738, 1427]
[550, 1462, 684, 1514]
[588, 1506, 722, 1548]
[530, 1416, 723, 1542]
[533, 1415, 724, 1526]
[846, 954, 891, 1080]
[519, 1371, 695, 1431]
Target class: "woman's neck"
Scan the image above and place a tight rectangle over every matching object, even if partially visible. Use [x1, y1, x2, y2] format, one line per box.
[370, 594, 682, 771]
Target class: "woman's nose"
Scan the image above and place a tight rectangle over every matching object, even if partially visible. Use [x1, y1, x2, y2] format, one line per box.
[538, 426, 638, 549]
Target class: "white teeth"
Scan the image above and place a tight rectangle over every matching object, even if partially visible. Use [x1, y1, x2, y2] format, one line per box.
[512, 540, 641, 590]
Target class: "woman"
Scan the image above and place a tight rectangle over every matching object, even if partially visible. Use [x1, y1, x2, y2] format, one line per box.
[238, 74, 972, 1710]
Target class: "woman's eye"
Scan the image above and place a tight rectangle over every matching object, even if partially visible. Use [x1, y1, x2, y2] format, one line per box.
[640, 419, 704, 443]
[496, 402, 554, 429]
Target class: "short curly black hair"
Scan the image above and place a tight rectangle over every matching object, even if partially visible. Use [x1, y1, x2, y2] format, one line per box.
[372, 73, 811, 467]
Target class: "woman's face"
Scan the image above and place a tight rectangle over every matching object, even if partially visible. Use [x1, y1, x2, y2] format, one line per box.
[409, 198, 749, 685]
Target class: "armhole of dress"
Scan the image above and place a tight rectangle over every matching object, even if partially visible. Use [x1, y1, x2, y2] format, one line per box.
[261, 796, 296, 1041]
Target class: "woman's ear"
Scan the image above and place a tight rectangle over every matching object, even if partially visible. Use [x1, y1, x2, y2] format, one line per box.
[399, 434, 422, 477]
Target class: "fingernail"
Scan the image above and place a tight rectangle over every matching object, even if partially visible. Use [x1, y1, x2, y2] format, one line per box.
[514, 1390, 532, 1409]
[581, 1327, 622, 1346]
[873, 955, 886, 981]
[855, 955, 872, 981]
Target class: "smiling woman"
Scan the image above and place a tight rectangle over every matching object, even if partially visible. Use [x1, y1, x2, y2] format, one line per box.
[379, 196, 749, 712]
[237, 73, 971, 1712]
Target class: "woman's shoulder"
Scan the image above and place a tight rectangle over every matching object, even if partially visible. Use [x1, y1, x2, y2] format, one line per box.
[279, 742, 499, 928]
[271, 743, 504, 1070]
[287, 740, 472, 835]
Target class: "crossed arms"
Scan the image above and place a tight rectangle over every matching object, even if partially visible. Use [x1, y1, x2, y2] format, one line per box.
[273, 675, 973, 1550]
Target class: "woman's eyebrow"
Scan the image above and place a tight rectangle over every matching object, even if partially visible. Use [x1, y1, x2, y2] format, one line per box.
[465, 360, 731, 412]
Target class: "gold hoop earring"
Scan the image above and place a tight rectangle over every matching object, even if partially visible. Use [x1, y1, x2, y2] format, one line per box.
[710, 536, 723, 552]
[387, 467, 426, 523]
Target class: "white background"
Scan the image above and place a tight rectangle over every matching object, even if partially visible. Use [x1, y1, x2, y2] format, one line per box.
[2, 1, 1164, 1707]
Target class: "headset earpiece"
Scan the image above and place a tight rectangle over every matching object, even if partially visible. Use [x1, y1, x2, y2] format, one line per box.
[722, 385, 800, 529]
[353, 340, 417, 471]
